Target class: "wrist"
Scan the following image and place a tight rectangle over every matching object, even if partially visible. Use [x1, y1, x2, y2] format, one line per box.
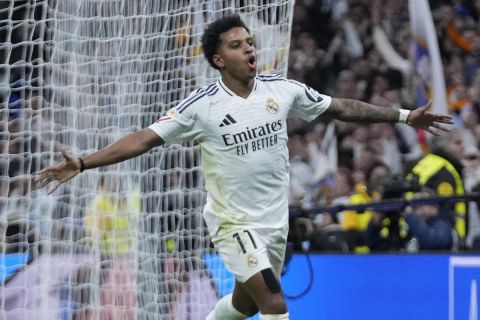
[78, 158, 86, 172]
[398, 109, 411, 124]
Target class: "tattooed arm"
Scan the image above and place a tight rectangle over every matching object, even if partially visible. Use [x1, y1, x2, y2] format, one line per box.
[324, 98, 400, 123]
[323, 98, 453, 134]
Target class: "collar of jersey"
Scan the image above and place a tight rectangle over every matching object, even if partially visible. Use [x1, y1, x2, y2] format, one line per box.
[217, 78, 258, 99]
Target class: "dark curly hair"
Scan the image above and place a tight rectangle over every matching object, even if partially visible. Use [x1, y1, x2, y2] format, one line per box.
[201, 15, 250, 70]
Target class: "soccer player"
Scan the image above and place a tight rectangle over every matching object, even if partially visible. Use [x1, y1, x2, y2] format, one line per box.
[36, 15, 453, 320]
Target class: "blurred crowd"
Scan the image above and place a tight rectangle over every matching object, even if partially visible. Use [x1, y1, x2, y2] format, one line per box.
[286, 0, 480, 252]
[2, 1, 480, 318]
[3, 0, 480, 256]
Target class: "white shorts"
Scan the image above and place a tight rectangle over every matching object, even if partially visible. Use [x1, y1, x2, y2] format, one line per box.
[211, 224, 289, 283]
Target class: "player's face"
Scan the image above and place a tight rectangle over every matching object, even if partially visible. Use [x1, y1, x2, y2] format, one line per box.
[214, 27, 256, 80]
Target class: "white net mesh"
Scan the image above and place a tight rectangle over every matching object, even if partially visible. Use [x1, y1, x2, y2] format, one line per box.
[1, 1, 294, 319]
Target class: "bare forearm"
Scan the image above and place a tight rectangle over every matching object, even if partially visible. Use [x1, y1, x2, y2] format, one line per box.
[35, 128, 164, 194]
[325, 98, 400, 123]
[82, 128, 163, 170]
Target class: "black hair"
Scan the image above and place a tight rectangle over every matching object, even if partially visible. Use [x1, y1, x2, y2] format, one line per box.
[365, 160, 389, 183]
[201, 14, 250, 70]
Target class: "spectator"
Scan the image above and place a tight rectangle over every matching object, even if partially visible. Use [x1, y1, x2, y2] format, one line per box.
[405, 128, 468, 248]
[468, 183, 480, 249]
[366, 187, 454, 251]
[404, 189, 454, 251]
[83, 176, 138, 320]
[462, 147, 480, 249]
[464, 146, 480, 192]
[288, 133, 314, 206]
[341, 160, 390, 252]
[334, 69, 361, 100]
[369, 123, 403, 174]
[294, 167, 354, 252]
[470, 70, 480, 118]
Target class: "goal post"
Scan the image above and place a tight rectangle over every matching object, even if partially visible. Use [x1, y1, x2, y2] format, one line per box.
[1, 1, 294, 319]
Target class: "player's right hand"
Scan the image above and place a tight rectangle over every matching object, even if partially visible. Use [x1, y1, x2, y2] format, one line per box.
[35, 149, 81, 194]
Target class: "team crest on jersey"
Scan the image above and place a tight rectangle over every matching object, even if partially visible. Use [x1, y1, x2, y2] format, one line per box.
[265, 98, 279, 114]
[247, 254, 258, 268]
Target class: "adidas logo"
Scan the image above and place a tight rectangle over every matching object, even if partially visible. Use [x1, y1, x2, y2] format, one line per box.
[219, 114, 237, 127]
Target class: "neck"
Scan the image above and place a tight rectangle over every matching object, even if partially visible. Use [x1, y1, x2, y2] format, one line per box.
[220, 73, 255, 98]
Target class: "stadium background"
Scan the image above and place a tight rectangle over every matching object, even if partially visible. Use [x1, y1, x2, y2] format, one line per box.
[2, 0, 480, 319]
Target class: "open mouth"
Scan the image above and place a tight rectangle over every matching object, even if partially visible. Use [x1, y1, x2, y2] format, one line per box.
[248, 55, 257, 69]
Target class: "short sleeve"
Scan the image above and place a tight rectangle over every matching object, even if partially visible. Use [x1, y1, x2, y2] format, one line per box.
[288, 80, 332, 122]
[148, 91, 205, 144]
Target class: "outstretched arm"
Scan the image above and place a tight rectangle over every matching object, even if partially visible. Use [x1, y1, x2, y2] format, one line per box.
[323, 98, 453, 134]
[35, 128, 164, 194]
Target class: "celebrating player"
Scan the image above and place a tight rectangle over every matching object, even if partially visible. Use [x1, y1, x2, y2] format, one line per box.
[36, 15, 453, 320]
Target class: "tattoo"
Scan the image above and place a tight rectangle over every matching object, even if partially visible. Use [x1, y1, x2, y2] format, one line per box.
[325, 98, 399, 123]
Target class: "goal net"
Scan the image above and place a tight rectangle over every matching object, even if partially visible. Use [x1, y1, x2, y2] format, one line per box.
[1, 1, 294, 319]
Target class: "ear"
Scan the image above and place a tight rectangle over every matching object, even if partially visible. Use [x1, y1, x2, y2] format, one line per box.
[213, 54, 224, 69]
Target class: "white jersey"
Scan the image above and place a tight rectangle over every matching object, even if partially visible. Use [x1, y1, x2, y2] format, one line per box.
[149, 73, 332, 235]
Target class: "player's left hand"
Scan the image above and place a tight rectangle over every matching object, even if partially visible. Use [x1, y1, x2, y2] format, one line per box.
[407, 100, 453, 135]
